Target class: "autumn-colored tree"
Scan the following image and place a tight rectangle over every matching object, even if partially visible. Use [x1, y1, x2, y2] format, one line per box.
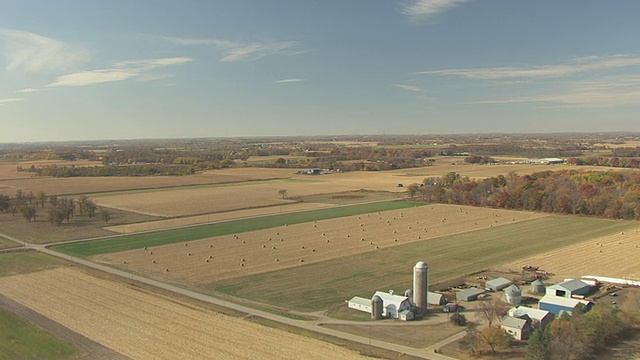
[476, 296, 509, 327]
[278, 189, 288, 199]
[35, 191, 47, 208]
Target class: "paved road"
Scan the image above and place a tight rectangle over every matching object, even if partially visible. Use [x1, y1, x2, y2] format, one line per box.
[1, 231, 463, 360]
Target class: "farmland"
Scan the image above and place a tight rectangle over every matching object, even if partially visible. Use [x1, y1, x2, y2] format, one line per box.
[207, 215, 635, 312]
[53, 201, 422, 256]
[0, 267, 368, 360]
[500, 225, 640, 279]
[90, 204, 546, 284]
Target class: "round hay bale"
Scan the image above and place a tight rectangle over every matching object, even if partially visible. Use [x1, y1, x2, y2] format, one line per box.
[242, 240, 246, 244]
[312, 249, 316, 252]
[165, 268, 169, 272]
[280, 238, 284, 242]
[262, 244, 266, 248]
[301, 245, 305, 249]
[205, 259, 209, 263]
[152, 260, 156, 263]
[375, 246, 379, 249]
[272, 246, 276, 250]
[241, 263, 244, 267]
[123, 260, 127, 264]
[143, 246, 147, 250]
[208, 255, 213, 259]
[149, 251, 153, 255]
[275, 258, 279, 262]
[394, 239, 398, 242]
[361, 238, 365, 241]
[326, 239, 330, 243]
[209, 244, 213, 248]
[187, 253, 191, 256]
[184, 243, 188, 246]
[241, 258, 245, 262]
[300, 259, 305, 263]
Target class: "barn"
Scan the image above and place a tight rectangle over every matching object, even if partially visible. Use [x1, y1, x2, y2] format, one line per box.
[347, 296, 372, 313]
[546, 279, 591, 298]
[456, 287, 485, 301]
[538, 294, 593, 315]
[372, 291, 413, 319]
[485, 277, 512, 292]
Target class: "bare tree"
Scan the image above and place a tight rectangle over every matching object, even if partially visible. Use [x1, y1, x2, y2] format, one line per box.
[476, 295, 509, 327]
[278, 189, 288, 199]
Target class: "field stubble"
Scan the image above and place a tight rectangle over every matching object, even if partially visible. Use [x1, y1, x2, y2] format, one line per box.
[0, 268, 368, 360]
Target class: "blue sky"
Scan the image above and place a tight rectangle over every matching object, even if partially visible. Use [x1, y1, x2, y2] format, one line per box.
[1, 0, 640, 143]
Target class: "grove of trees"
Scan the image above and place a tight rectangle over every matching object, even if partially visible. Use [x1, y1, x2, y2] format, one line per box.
[420, 170, 640, 220]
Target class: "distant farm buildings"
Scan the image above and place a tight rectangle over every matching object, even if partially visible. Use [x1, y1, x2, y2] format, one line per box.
[485, 277, 512, 292]
[456, 287, 485, 302]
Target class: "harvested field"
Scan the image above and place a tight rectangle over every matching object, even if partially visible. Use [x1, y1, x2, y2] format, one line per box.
[104, 202, 336, 234]
[92, 204, 547, 285]
[499, 225, 640, 280]
[0, 167, 295, 196]
[0, 268, 367, 360]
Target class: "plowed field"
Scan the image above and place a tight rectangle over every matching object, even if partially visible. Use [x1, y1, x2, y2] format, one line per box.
[92, 204, 547, 284]
[0, 268, 367, 360]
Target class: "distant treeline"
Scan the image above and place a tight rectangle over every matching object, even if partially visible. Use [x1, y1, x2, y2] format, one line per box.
[18, 164, 197, 177]
[417, 169, 640, 220]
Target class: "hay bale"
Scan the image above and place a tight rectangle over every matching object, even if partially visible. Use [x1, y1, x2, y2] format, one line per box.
[143, 246, 147, 250]
[300, 259, 305, 263]
[262, 245, 266, 248]
[275, 258, 279, 262]
[123, 260, 127, 264]
[149, 251, 153, 255]
[394, 239, 398, 242]
[301, 245, 305, 249]
[312, 249, 316, 252]
[205, 259, 209, 263]
[152, 260, 156, 263]
[165, 268, 169, 272]
[272, 246, 276, 249]
[209, 244, 213, 248]
[187, 253, 191, 256]
[184, 243, 188, 246]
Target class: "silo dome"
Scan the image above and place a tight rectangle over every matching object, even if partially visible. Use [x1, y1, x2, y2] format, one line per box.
[404, 289, 413, 299]
[413, 261, 429, 313]
[504, 284, 522, 305]
[415, 261, 428, 269]
[530, 279, 545, 294]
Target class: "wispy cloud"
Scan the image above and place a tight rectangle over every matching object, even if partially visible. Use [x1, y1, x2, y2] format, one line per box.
[0, 29, 89, 73]
[15, 88, 39, 93]
[0, 97, 25, 105]
[391, 83, 422, 92]
[162, 36, 305, 62]
[275, 78, 305, 83]
[417, 55, 640, 79]
[47, 57, 192, 87]
[469, 76, 640, 107]
[401, 0, 469, 21]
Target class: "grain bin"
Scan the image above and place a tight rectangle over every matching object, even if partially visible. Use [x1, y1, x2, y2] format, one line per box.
[413, 261, 428, 313]
[404, 289, 413, 302]
[504, 284, 522, 306]
[371, 295, 383, 320]
[530, 279, 545, 294]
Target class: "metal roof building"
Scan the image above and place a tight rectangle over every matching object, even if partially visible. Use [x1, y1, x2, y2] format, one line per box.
[546, 279, 590, 298]
[485, 277, 512, 291]
[456, 287, 485, 301]
[538, 294, 593, 315]
[427, 292, 446, 305]
[501, 316, 533, 340]
[508, 306, 554, 328]
[347, 296, 372, 313]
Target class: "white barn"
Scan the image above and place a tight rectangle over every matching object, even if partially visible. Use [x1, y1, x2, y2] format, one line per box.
[347, 296, 372, 313]
[372, 291, 412, 319]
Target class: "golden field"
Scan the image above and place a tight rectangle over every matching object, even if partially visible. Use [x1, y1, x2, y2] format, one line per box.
[0, 268, 368, 360]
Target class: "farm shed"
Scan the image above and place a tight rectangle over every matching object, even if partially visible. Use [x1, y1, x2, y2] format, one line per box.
[504, 284, 522, 305]
[398, 310, 414, 321]
[538, 294, 593, 315]
[485, 277, 512, 291]
[428, 291, 446, 305]
[372, 291, 412, 319]
[348, 296, 372, 313]
[501, 316, 533, 340]
[508, 306, 554, 328]
[456, 287, 485, 302]
[546, 279, 590, 298]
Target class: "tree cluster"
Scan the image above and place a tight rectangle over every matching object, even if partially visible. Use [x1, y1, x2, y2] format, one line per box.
[421, 170, 640, 220]
[525, 303, 636, 360]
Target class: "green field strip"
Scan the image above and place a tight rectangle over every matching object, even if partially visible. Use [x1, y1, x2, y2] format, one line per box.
[210, 216, 636, 312]
[51, 201, 423, 257]
[0, 311, 78, 360]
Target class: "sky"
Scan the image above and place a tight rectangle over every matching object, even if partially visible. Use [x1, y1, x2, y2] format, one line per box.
[1, 0, 640, 143]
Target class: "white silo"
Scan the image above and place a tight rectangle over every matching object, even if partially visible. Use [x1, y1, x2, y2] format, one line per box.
[413, 261, 428, 313]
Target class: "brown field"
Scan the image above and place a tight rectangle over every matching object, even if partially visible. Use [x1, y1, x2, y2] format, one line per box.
[103, 202, 336, 234]
[0, 167, 295, 196]
[92, 204, 547, 285]
[0, 268, 368, 360]
[499, 226, 640, 280]
[87, 162, 619, 217]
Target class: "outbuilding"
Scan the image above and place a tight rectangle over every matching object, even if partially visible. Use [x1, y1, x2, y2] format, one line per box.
[348, 296, 372, 313]
[456, 287, 485, 302]
[508, 306, 554, 328]
[546, 279, 591, 298]
[486, 277, 512, 292]
[538, 294, 593, 315]
[501, 316, 533, 340]
[428, 291, 446, 305]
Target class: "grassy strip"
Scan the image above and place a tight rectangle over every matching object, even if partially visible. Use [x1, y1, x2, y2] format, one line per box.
[0, 311, 77, 360]
[211, 216, 636, 312]
[0, 252, 67, 277]
[52, 201, 423, 257]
